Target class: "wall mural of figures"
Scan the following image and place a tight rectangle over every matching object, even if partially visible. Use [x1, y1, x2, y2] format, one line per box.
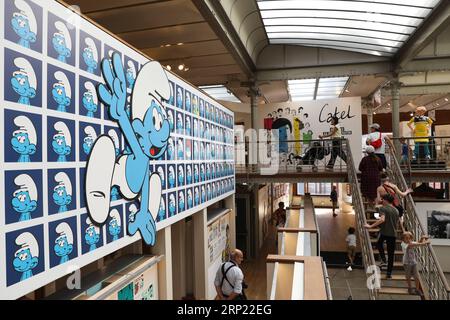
[0, 0, 235, 300]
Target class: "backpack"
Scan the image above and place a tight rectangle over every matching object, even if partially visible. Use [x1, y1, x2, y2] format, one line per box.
[370, 132, 383, 149]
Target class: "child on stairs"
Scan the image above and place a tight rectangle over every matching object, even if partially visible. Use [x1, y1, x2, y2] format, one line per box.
[401, 232, 430, 296]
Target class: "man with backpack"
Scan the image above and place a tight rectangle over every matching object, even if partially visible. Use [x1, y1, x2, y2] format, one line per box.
[366, 123, 387, 169]
[214, 249, 247, 300]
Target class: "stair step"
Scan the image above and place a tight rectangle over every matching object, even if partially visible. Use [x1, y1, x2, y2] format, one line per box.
[379, 287, 411, 295]
[380, 274, 407, 281]
[371, 238, 402, 244]
[373, 250, 403, 255]
[368, 228, 403, 233]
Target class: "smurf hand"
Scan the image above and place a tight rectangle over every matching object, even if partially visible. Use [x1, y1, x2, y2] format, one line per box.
[128, 209, 156, 246]
[98, 53, 127, 121]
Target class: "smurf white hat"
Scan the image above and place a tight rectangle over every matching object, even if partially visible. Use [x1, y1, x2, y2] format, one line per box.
[169, 166, 174, 174]
[84, 81, 98, 104]
[132, 61, 170, 121]
[109, 209, 121, 227]
[15, 232, 39, 257]
[127, 60, 136, 78]
[54, 121, 71, 147]
[54, 172, 72, 196]
[84, 126, 97, 141]
[157, 166, 164, 176]
[54, 71, 71, 99]
[56, 222, 74, 244]
[13, 57, 37, 89]
[86, 217, 100, 233]
[179, 191, 185, 201]
[14, 174, 37, 201]
[84, 37, 98, 62]
[14, 115, 37, 145]
[54, 21, 72, 51]
[14, 0, 37, 34]
[108, 129, 119, 149]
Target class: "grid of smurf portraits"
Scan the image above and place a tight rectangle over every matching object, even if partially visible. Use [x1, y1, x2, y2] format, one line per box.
[0, 0, 234, 294]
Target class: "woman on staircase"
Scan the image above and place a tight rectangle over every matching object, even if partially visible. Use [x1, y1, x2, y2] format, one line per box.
[359, 146, 383, 210]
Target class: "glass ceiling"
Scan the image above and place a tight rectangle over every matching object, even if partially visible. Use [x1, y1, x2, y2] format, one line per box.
[256, 0, 442, 56]
[288, 77, 349, 101]
[199, 85, 241, 103]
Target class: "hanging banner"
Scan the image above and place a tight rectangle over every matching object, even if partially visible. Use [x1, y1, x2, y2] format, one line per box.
[0, 0, 234, 299]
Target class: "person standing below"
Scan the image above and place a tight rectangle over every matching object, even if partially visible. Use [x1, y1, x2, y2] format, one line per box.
[408, 106, 433, 160]
[346, 227, 357, 271]
[330, 185, 338, 217]
[359, 146, 383, 209]
[319, 116, 347, 170]
[366, 123, 387, 169]
[401, 232, 430, 295]
[272, 202, 287, 227]
[214, 249, 246, 300]
[364, 194, 399, 279]
[400, 138, 411, 165]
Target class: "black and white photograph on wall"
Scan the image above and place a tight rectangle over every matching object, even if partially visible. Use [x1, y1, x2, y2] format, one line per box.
[427, 210, 450, 239]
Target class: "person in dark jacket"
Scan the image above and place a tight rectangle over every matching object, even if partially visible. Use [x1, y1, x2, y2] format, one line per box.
[359, 146, 383, 209]
[330, 185, 338, 217]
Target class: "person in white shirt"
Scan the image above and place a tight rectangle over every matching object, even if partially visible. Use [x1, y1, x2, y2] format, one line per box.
[346, 227, 357, 271]
[319, 116, 347, 170]
[366, 123, 387, 169]
[214, 249, 246, 300]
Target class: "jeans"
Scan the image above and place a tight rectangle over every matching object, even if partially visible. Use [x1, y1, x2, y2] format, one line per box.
[414, 142, 430, 159]
[327, 139, 347, 168]
[376, 234, 397, 275]
[375, 153, 387, 169]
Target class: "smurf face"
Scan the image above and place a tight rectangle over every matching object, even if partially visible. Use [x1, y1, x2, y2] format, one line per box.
[52, 83, 70, 107]
[178, 192, 185, 211]
[54, 235, 73, 257]
[11, 73, 35, 97]
[187, 190, 193, 208]
[168, 166, 175, 188]
[52, 33, 70, 58]
[169, 194, 176, 215]
[167, 138, 174, 160]
[157, 167, 165, 187]
[83, 48, 97, 70]
[83, 136, 94, 155]
[108, 218, 121, 236]
[186, 166, 192, 182]
[53, 185, 71, 206]
[12, 14, 36, 43]
[12, 190, 37, 213]
[83, 91, 97, 113]
[132, 100, 170, 159]
[185, 93, 191, 111]
[194, 166, 199, 182]
[176, 88, 183, 108]
[11, 132, 36, 155]
[194, 188, 199, 205]
[178, 166, 184, 185]
[52, 134, 70, 156]
[167, 110, 174, 131]
[176, 113, 183, 131]
[185, 118, 191, 134]
[13, 248, 38, 272]
[126, 68, 135, 88]
[85, 226, 99, 245]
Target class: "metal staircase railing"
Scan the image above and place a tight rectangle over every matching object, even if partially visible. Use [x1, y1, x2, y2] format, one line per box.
[385, 138, 450, 300]
[343, 139, 378, 300]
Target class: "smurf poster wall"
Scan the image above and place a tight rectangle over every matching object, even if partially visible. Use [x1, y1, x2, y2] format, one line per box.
[0, 0, 235, 299]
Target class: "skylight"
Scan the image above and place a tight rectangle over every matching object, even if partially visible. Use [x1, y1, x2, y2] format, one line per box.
[288, 77, 349, 101]
[256, 0, 441, 56]
[199, 85, 241, 103]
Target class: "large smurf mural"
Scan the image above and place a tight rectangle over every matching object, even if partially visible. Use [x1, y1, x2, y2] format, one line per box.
[0, 0, 235, 299]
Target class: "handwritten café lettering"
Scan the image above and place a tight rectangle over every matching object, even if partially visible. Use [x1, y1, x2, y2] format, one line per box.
[319, 103, 356, 123]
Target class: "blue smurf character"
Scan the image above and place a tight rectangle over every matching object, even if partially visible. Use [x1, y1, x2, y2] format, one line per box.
[176, 87, 183, 109]
[110, 187, 119, 201]
[54, 222, 74, 265]
[52, 21, 71, 63]
[157, 167, 166, 189]
[178, 165, 184, 186]
[52, 121, 71, 162]
[85, 217, 100, 252]
[12, 57, 37, 105]
[83, 38, 98, 73]
[167, 109, 174, 132]
[176, 113, 183, 134]
[168, 82, 174, 105]
[83, 81, 98, 117]
[12, 174, 37, 222]
[83, 126, 97, 156]
[185, 92, 191, 113]
[178, 192, 185, 212]
[126, 61, 137, 90]
[193, 141, 199, 160]
[186, 165, 192, 185]
[12, 0, 37, 49]
[177, 138, 184, 160]
[52, 71, 71, 113]
[194, 187, 200, 206]
[187, 189, 193, 209]
[11, 115, 37, 162]
[53, 172, 72, 213]
[86, 55, 171, 246]
[158, 198, 166, 221]
[167, 138, 175, 160]
[207, 185, 212, 200]
[108, 209, 122, 242]
[200, 164, 206, 181]
[206, 164, 211, 180]
[194, 165, 199, 183]
[192, 96, 199, 115]
[185, 117, 191, 135]
[168, 194, 176, 217]
[168, 166, 176, 189]
[13, 232, 39, 281]
[201, 186, 206, 203]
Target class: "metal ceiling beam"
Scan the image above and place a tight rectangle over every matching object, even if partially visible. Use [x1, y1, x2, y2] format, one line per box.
[402, 57, 450, 72]
[192, 0, 256, 78]
[381, 84, 450, 96]
[394, 0, 450, 70]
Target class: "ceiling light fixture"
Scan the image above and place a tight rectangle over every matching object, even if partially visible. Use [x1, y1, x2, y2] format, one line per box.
[178, 64, 185, 71]
[166, 65, 172, 71]
[445, 98, 449, 102]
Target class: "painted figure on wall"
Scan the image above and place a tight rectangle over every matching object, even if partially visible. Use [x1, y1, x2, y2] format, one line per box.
[168, 165, 175, 189]
[176, 87, 183, 109]
[157, 166, 166, 189]
[13, 232, 39, 281]
[11, 115, 37, 162]
[167, 138, 175, 160]
[52, 121, 71, 162]
[82, 126, 97, 156]
[52, 21, 71, 63]
[194, 187, 200, 206]
[187, 189, 193, 209]
[86, 54, 170, 246]
[158, 198, 166, 221]
[168, 194, 176, 217]
[12, 57, 37, 105]
[83, 37, 98, 74]
[52, 71, 71, 113]
[108, 209, 122, 242]
[126, 61, 136, 90]
[12, 0, 37, 49]
[83, 81, 98, 117]
[53, 172, 72, 213]
[167, 109, 174, 132]
[272, 118, 292, 154]
[186, 165, 192, 185]
[12, 174, 37, 222]
[54, 222, 73, 265]
[177, 138, 184, 160]
[178, 165, 185, 187]
[178, 191, 185, 212]
[85, 217, 100, 252]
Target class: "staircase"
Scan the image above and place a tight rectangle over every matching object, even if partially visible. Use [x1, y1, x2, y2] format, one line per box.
[344, 139, 450, 300]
